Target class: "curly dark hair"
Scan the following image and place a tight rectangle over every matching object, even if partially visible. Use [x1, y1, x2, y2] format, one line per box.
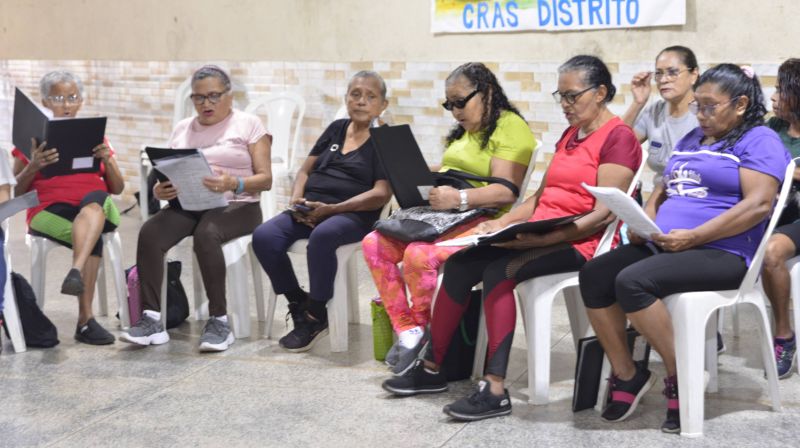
[777, 58, 800, 123]
[695, 63, 767, 151]
[444, 62, 523, 150]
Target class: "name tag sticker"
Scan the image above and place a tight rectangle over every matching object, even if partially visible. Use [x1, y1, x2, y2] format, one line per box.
[651, 141, 663, 148]
[72, 157, 94, 169]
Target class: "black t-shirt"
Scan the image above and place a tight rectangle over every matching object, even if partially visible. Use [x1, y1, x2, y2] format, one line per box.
[303, 119, 387, 225]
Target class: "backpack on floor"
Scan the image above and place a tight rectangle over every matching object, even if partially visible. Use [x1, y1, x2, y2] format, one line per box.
[1, 272, 59, 348]
[123, 260, 189, 329]
[440, 288, 482, 381]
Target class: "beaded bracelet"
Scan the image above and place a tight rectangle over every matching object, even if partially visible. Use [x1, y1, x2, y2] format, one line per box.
[234, 177, 245, 194]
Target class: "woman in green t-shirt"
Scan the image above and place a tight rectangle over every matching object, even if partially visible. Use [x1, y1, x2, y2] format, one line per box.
[761, 58, 800, 379]
[362, 62, 536, 375]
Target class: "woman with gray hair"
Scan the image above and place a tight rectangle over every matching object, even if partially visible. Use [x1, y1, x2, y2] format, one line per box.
[12, 70, 125, 345]
[120, 65, 272, 352]
[251, 71, 392, 352]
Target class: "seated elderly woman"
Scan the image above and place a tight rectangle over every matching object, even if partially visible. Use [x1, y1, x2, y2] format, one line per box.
[252, 70, 392, 353]
[12, 71, 124, 345]
[579, 64, 789, 434]
[382, 55, 642, 422]
[120, 65, 272, 352]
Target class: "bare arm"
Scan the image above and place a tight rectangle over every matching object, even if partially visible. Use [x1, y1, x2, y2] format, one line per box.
[94, 142, 125, 195]
[0, 184, 10, 203]
[290, 155, 318, 204]
[621, 71, 652, 143]
[429, 157, 528, 210]
[652, 168, 780, 252]
[13, 139, 58, 196]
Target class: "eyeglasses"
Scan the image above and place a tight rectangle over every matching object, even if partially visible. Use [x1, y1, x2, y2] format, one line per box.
[688, 97, 739, 116]
[442, 89, 480, 111]
[654, 68, 689, 81]
[348, 90, 382, 104]
[552, 87, 595, 105]
[45, 94, 82, 105]
[189, 90, 229, 105]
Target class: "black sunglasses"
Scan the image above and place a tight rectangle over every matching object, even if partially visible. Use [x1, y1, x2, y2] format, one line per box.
[442, 89, 480, 111]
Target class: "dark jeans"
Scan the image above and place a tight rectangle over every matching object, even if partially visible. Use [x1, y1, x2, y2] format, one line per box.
[137, 202, 262, 317]
[252, 211, 371, 303]
[579, 243, 747, 313]
[426, 243, 586, 378]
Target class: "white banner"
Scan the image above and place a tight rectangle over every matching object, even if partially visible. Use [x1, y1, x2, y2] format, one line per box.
[431, 0, 686, 34]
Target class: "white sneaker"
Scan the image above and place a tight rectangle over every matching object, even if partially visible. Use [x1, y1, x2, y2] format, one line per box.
[119, 314, 169, 346]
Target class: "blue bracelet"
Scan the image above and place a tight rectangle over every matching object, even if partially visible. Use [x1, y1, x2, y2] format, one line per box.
[234, 177, 245, 194]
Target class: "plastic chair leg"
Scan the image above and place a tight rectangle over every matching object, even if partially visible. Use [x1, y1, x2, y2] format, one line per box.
[328, 261, 350, 352]
[564, 286, 592, 349]
[160, 258, 169, 329]
[95, 260, 109, 317]
[525, 287, 555, 405]
[226, 257, 251, 338]
[139, 160, 150, 222]
[192, 253, 207, 321]
[105, 233, 130, 329]
[346, 252, 360, 324]
[790, 260, 800, 375]
[264, 287, 278, 339]
[29, 238, 48, 309]
[250, 245, 266, 322]
[705, 315, 719, 393]
[471, 309, 488, 380]
[673, 301, 711, 438]
[3, 264, 26, 353]
[743, 298, 782, 411]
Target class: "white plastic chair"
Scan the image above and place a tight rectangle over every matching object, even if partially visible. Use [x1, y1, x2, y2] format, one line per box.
[469, 154, 647, 405]
[783, 255, 800, 376]
[26, 231, 129, 328]
[658, 160, 795, 437]
[2, 220, 26, 353]
[245, 92, 306, 219]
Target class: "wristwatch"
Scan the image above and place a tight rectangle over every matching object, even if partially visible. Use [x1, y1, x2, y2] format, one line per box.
[458, 189, 469, 212]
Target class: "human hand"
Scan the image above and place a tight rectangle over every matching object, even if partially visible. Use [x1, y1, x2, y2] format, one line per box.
[92, 142, 112, 162]
[202, 169, 236, 193]
[153, 180, 178, 201]
[29, 138, 59, 171]
[473, 219, 509, 235]
[630, 71, 653, 105]
[650, 229, 698, 252]
[299, 201, 335, 227]
[429, 186, 460, 210]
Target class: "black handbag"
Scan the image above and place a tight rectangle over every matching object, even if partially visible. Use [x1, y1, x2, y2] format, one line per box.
[373, 170, 520, 243]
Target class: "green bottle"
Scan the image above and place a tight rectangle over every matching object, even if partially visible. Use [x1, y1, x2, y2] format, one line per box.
[371, 298, 394, 361]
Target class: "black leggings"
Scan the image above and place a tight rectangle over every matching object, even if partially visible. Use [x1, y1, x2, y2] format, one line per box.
[579, 243, 747, 313]
[426, 243, 586, 378]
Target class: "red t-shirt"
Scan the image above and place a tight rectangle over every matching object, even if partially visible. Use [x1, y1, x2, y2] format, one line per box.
[12, 138, 113, 224]
[531, 118, 642, 260]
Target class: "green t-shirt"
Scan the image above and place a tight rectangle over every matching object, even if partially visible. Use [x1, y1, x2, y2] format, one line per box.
[440, 110, 536, 185]
[768, 117, 800, 158]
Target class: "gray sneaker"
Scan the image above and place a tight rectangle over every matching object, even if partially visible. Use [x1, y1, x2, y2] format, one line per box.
[119, 314, 169, 346]
[392, 335, 429, 375]
[199, 318, 234, 352]
[385, 341, 401, 367]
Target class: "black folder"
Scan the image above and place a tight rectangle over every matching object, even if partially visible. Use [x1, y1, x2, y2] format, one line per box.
[144, 147, 199, 210]
[475, 211, 591, 246]
[12, 88, 106, 178]
[369, 125, 436, 209]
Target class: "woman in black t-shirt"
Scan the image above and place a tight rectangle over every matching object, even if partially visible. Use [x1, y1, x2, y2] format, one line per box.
[252, 71, 392, 352]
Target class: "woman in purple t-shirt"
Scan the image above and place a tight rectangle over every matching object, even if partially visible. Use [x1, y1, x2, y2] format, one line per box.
[578, 64, 790, 434]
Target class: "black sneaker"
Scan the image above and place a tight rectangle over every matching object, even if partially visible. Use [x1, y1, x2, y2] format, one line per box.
[75, 318, 114, 345]
[279, 311, 328, 352]
[286, 301, 307, 329]
[382, 359, 448, 396]
[661, 375, 680, 433]
[61, 268, 84, 296]
[443, 380, 511, 421]
[601, 365, 656, 422]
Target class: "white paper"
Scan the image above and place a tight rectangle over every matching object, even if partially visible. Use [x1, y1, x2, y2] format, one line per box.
[71, 157, 94, 169]
[153, 153, 228, 211]
[417, 185, 433, 200]
[0, 190, 39, 222]
[582, 183, 662, 239]
[435, 222, 521, 247]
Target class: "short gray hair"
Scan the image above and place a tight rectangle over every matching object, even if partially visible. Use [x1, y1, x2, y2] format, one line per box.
[347, 70, 387, 100]
[39, 70, 84, 99]
[191, 65, 232, 91]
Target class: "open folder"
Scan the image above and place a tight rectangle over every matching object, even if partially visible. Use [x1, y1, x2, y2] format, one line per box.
[582, 183, 663, 239]
[11, 88, 106, 178]
[436, 211, 591, 247]
[145, 147, 227, 211]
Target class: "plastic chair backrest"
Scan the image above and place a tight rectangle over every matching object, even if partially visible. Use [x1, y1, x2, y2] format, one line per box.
[741, 157, 798, 290]
[594, 151, 649, 255]
[514, 142, 541, 206]
[172, 77, 250, 128]
[245, 92, 306, 171]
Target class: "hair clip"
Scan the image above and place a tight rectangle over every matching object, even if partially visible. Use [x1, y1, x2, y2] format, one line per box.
[740, 65, 755, 79]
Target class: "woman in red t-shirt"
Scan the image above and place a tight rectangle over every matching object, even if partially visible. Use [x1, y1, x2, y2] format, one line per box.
[382, 55, 642, 421]
[12, 71, 125, 345]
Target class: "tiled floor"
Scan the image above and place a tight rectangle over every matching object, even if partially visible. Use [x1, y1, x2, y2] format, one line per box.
[1, 209, 799, 447]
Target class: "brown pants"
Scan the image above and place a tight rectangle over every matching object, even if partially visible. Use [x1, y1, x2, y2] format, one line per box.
[137, 202, 262, 317]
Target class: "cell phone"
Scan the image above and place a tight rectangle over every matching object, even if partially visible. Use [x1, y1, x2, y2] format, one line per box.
[290, 204, 312, 214]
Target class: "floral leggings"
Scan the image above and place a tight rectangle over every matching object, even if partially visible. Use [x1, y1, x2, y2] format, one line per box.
[362, 219, 485, 333]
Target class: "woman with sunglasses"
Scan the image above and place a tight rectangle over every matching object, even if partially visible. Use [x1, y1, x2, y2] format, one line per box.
[579, 64, 789, 433]
[120, 65, 272, 352]
[759, 58, 800, 379]
[252, 71, 392, 353]
[362, 62, 535, 375]
[382, 55, 641, 421]
[12, 70, 125, 345]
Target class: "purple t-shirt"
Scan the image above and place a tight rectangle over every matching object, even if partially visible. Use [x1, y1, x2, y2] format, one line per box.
[655, 126, 790, 265]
